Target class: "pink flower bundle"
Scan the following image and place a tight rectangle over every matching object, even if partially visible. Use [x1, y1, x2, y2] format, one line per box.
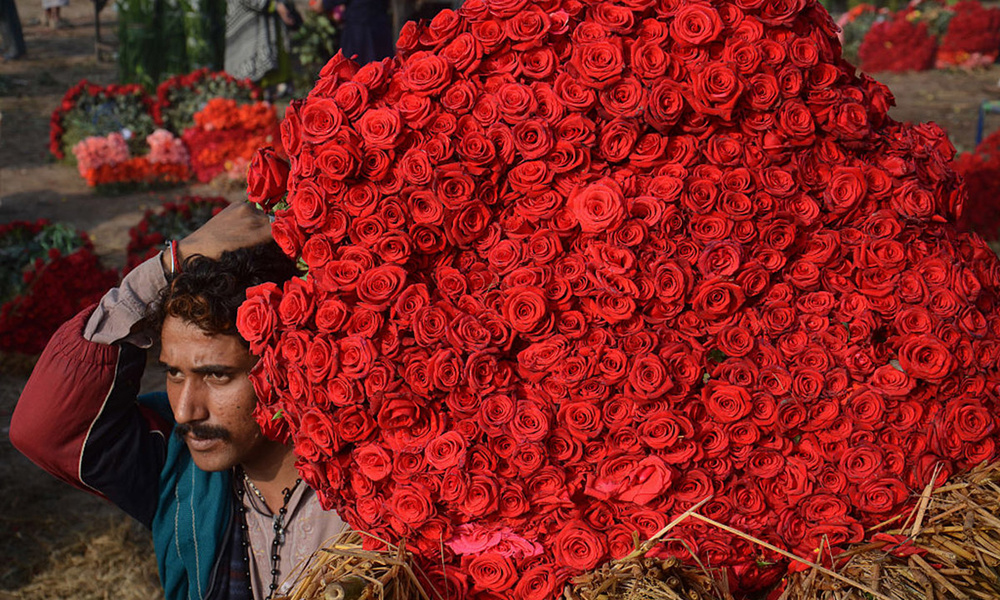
[240, 0, 1000, 597]
[71, 132, 130, 175]
[146, 128, 190, 165]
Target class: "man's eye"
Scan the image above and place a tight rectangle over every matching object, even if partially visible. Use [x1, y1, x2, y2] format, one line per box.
[165, 368, 182, 379]
[207, 372, 232, 383]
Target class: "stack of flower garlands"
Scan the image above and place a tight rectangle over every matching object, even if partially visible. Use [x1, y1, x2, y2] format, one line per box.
[153, 68, 262, 134]
[125, 196, 229, 272]
[71, 128, 192, 188]
[0, 221, 117, 355]
[49, 80, 157, 161]
[241, 0, 1000, 598]
[954, 129, 1000, 250]
[182, 98, 282, 183]
[50, 72, 271, 188]
[848, 0, 1000, 73]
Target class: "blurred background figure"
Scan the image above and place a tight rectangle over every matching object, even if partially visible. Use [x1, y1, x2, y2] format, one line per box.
[42, 0, 70, 28]
[0, 0, 26, 59]
[310, 0, 392, 65]
[225, 0, 301, 90]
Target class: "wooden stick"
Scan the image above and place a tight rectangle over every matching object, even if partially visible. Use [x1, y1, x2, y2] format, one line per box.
[687, 513, 894, 600]
[621, 496, 713, 561]
[911, 464, 944, 537]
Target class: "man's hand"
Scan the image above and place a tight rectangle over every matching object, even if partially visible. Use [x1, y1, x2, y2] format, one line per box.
[162, 202, 273, 273]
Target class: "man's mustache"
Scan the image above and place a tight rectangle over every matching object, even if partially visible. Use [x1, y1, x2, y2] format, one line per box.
[174, 422, 231, 441]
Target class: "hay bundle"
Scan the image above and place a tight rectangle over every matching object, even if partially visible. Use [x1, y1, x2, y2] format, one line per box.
[562, 554, 725, 600]
[782, 462, 1000, 600]
[277, 532, 431, 600]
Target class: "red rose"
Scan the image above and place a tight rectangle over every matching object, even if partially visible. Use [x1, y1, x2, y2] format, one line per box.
[670, 3, 723, 46]
[246, 147, 290, 210]
[570, 40, 624, 89]
[855, 478, 908, 517]
[552, 520, 607, 571]
[568, 178, 626, 233]
[502, 286, 549, 335]
[387, 482, 435, 526]
[404, 51, 453, 96]
[691, 278, 745, 321]
[687, 63, 743, 121]
[355, 264, 407, 311]
[513, 564, 562, 600]
[897, 335, 956, 382]
[425, 430, 467, 470]
[300, 97, 343, 142]
[466, 552, 517, 592]
[703, 382, 752, 423]
[236, 282, 281, 353]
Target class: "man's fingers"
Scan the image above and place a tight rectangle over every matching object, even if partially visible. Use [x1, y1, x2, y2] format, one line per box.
[178, 202, 274, 261]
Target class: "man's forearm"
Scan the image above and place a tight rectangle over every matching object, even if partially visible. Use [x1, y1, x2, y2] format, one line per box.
[84, 253, 170, 347]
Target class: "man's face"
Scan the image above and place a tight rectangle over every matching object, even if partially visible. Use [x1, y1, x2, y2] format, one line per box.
[159, 316, 265, 472]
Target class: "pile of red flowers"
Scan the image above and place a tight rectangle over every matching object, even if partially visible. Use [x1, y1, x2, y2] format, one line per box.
[937, 0, 1000, 69]
[181, 98, 281, 183]
[125, 196, 229, 271]
[858, 11, 938, 72]
[848, 0, 1000, 73]
[0, 221, 117, 354]
[242, 0, 1000, 597]
[955, 129, 1000, 246]
[153, 68, 262, 133]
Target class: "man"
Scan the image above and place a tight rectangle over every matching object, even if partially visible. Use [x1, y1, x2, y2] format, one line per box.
[11, 202, 346, 600]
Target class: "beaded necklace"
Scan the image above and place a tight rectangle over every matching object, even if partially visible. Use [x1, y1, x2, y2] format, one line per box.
[235, 471, 302, 599]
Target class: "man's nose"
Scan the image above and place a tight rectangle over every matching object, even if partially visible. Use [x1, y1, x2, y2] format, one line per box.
[172, 379, 210, 424]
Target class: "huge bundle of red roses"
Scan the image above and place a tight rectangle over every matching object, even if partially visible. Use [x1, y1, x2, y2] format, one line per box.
[240, 0, 1000, 597]
[0, 221, 117, 354]
[857, 11, 937, 73]
[125, 195, 229, 271]
[955, 129, 1000, 248]
[181, 98, 281, 183]
[936, 0, 1000, 69]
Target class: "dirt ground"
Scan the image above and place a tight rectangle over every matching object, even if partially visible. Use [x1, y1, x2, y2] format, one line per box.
[3, 1, 1000, 597]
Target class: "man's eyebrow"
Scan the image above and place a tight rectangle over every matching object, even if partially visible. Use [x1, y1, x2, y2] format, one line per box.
[190, 365, 238, 375]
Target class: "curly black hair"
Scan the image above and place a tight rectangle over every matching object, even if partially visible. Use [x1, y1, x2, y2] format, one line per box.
[148, 242, 300, 343]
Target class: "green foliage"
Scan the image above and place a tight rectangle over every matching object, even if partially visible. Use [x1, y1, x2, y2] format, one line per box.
[0, 224, 87, 305]
[841, 9, 879, 64]
[909, 0, 954, 37]
[117, 0, 225, 87]
[291, 12, 341, 94]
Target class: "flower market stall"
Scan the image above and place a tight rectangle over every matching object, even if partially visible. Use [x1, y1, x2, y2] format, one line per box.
[49, 71, 279, 189]
[231, 0, 1000, 597]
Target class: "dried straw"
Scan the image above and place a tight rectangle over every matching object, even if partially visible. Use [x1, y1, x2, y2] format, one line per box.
[276, 531, 434, 600]
[783, 461, 1000, 600]
[5, 519, 162, 600]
